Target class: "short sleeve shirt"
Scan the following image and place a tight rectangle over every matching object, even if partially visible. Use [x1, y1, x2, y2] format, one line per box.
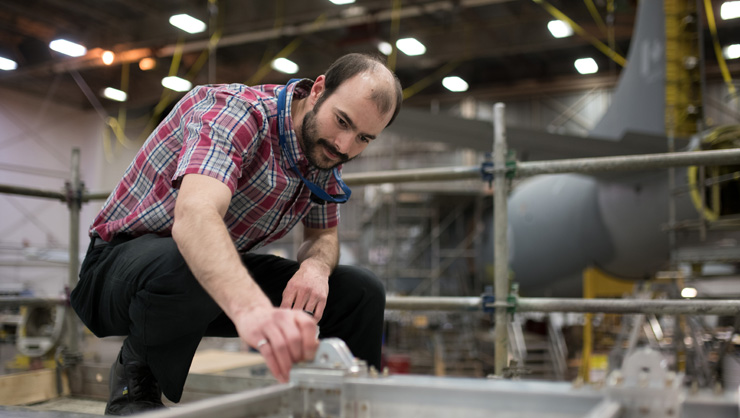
[90, 80, 341, 252]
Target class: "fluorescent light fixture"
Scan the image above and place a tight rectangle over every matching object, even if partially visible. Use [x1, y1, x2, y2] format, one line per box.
[161, 76, 192, 92]
[378, 41, 393, 55]
[396, 37, 426, 56]
[102, 51, 115, 65]
[0, 56, 17, 71]
[724, 43, 740, 59]
[681, 287, 698, 298]
[102, 87, 127, 102]
[721, 1, 740, 20]
[271, 57, 299, 74]
[574, 57, 598, 74]
[442, 76, 469, 92]
[169, 14, 207, 34]
[328, 0, 355, 4]
[547, 20, 573, 38]
[49, 39, 87, 57]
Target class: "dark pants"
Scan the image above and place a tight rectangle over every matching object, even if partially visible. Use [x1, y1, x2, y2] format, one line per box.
[70, 234, 385, 402]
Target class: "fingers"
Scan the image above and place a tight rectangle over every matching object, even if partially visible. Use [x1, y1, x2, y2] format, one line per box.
[313, 298, 326, 322]
[255, 311, 319, 382]
[296, 314, 319, 360]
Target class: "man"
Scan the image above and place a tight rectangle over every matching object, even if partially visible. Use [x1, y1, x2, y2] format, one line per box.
[70, 53, 402, 415]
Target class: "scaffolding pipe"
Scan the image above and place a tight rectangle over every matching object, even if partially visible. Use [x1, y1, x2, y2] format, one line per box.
[515, 297, 740, 315]
[493, 103, 509, 376]
[0, 184, 66, 201]
[66, 148, 82, 356]
[0, 297, 68, 307]
[515, 148, 740, 176]
[384, 296, 740, 316]
[4, 149, 740, 201]
[386, 296, 483, 311]
[341, 148, 740, 185]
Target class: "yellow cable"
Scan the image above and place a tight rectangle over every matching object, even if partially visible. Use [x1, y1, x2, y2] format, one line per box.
[703, 0, 737, 98]
[387, 0, 403, 71]
[245, 13, 327, 86]
[402, 60, 461, 100]
[584, 0, 607, 36]
[532, 0, 626, 67]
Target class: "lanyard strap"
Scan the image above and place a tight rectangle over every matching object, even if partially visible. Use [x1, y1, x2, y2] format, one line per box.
[277, 79, 351, 204]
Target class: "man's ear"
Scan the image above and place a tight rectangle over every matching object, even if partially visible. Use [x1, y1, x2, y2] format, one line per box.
[309, 75, 326, 106]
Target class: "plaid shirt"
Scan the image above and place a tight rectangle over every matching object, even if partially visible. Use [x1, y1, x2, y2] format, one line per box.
[91, 79, 341, 252]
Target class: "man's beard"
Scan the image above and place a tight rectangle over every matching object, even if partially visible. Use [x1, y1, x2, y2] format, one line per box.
[300, 109, 352, 170]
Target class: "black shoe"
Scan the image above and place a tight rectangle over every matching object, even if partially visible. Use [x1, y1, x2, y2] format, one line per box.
[104, 349, 165, 416]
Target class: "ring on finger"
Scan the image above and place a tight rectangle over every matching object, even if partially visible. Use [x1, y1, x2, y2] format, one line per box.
[256, 338, 268, 349]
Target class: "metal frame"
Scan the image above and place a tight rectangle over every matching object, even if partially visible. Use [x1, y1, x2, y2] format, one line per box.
[2, 105, 740, 378]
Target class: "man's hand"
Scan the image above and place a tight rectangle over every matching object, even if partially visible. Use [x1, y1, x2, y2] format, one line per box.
[234, 306, 319, 383]
[280, 260, 329, 320]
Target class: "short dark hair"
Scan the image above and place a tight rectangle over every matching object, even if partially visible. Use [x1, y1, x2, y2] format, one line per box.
[316, 53, 403, 127]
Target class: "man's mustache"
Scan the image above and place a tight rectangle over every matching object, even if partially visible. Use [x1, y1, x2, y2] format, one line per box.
[317, 138, 349, 162]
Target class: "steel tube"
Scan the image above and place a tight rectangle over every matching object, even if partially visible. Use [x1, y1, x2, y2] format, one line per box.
[386, 296, 482, 311]
[343, 165, 480, 185]
[493, 103, 509, 376]
[66, 148, 81, 355]
[386, 296, 740, 316]
[0, 296, 68, 307]
[515, 148, 740, 176]
[516, 297, 740, 316]
[0, 183, 66, 201]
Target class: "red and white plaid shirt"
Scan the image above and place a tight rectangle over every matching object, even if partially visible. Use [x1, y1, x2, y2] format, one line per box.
[91, 79, 341, 252]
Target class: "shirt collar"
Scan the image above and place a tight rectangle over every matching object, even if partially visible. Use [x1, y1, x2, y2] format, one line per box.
[279, 78, 314, 171]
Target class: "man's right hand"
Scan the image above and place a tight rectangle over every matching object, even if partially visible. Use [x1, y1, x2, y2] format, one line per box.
[234, 306, 319, 382]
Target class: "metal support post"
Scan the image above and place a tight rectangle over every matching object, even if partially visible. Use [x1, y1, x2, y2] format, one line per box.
[493, 103, 509, 376]
[63, 148, 84, 395]
[65, 148, 82, 356]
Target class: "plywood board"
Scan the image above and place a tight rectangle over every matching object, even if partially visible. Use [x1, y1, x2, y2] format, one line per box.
[0, 369, 69, 405]
[189, 349, 265, 374]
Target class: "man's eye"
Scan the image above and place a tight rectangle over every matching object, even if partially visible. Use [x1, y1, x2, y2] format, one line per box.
[337, 116, 347, 127]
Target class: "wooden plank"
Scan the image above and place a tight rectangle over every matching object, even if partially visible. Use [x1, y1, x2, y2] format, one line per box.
[188, 349, 265, 374]
[0, 369, 69, 405]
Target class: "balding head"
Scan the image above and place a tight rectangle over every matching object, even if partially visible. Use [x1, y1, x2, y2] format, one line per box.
[316, 53, 403, 127]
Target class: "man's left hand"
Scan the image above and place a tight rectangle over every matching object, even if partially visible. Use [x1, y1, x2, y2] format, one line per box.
[280, 261, 330, 321]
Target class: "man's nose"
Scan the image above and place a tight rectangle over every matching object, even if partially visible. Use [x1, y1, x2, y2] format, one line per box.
[333, 132, 354, 154]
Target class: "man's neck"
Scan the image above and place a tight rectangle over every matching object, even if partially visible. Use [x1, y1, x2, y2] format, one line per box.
[291, 97, 306, 143]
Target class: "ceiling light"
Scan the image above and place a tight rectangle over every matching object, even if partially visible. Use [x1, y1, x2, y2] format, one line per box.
[0, 56, 17, 71]
[169, 14, 207, 34]
[681, 287, 698, 298]
[442, 76, 469, 92]
[724, 44, 740, 60]
[378, 41, 393, 56]
[139, 57, 156, 71]
[102, 51, 115, 65]
[271, 58, 299, 74]
[102, 87, 127, 102]
[721, 1, 740, 20]
[162, 76, 192, 92]
[547, 20, 573, 38]
[49, 39, 87, 57]
[328, 0, 355, 4]
[396, 38, 426, 56]
[574, 57, 598, 74]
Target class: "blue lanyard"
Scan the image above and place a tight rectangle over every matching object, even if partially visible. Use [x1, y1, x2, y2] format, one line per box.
[277, 79, 351, 204]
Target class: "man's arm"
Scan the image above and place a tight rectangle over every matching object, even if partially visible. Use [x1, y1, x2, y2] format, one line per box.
[280, 226, 339, 320]
[171, 173, 318, 382]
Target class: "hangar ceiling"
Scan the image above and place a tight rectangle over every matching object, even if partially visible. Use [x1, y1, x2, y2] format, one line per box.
[0, 0, 737, 113]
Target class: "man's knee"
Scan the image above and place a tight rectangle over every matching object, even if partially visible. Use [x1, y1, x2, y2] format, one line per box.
[331, 265, 386, 308]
